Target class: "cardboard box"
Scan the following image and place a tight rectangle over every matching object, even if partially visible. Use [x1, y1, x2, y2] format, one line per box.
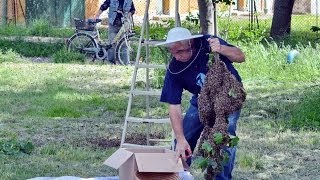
[104, 148, 184, 180]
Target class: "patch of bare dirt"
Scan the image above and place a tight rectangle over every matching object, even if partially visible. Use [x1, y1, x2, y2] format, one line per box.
[86, 133, 167, 149]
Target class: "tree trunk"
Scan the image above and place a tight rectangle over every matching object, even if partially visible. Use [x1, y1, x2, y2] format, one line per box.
[175, 0, 181, 27]
[198, 0, 216, 34]
[270, 0, 295, 39]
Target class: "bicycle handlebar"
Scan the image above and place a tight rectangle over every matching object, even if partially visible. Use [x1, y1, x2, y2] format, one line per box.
[73, 18, 101, 24]
[87, 18, 102, 24]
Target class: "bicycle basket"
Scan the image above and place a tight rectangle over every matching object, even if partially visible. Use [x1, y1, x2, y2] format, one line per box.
[74, 18, 96, 31]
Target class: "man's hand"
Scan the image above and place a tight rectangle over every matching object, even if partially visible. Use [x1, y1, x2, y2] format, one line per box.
[127, 12, 132, 18]
[175, 138, 192, 161]
[208, 38, 221, 53]
[207, 37, 245, 63]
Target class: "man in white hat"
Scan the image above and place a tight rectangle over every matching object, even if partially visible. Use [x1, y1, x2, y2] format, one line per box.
[156, 27, 245, 179]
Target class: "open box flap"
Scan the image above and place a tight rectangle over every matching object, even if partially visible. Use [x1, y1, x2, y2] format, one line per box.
[103, 148, 134, 169]
[135, 153, 184, 172]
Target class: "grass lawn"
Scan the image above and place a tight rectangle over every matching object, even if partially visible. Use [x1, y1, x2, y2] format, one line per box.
[0, 41, 319, 179]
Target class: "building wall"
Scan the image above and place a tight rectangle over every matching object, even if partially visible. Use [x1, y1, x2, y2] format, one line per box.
[134, 0, 159, 17]
[85, 0, 99, 19]
[293, 0, 311, 14]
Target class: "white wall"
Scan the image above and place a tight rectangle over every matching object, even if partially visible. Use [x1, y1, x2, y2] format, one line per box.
[311, 0, 320, 15]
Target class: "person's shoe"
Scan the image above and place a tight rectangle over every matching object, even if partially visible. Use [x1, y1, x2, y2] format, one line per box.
[105, 60, 115, 65]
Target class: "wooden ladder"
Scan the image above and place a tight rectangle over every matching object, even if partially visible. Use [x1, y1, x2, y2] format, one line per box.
[120, 0, 173, 149]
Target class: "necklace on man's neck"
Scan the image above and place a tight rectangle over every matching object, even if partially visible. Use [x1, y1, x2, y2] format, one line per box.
[167, 40, 202, 75]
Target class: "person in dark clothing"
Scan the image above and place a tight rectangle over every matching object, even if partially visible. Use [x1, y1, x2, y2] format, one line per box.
[94, 0, 135, 64]
[156, 27, 245, 179]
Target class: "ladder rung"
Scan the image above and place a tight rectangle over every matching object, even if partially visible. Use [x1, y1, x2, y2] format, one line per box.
[131, 89, 162, 96]
[135, 63, 166, 69]
[121, 143, 171, 149]
[126, 117, 170, 123]
[149, 139, 172, 142]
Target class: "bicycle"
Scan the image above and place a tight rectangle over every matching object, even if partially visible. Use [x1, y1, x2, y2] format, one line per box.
[66, 11, 140, 65]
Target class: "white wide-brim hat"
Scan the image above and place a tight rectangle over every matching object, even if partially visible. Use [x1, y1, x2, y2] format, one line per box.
[155, 27, 203, 46]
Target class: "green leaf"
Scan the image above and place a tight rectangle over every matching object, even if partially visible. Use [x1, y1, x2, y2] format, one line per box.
[201, 141, 213, 153]
[222, 151, 230, 165]
[213, 133, 224, 144]
[199, 159, 209, 172]
[193, 156, 209, 172]
[229, 136, 240, 147]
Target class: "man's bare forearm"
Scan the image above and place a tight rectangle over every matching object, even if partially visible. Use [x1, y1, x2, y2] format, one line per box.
[169, 104, 185, 141]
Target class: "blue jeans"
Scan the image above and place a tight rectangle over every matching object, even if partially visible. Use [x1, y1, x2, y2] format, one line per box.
[108, 24, 129, 64]
[176, 104, 241, 180]
[108, 24, 121, 63]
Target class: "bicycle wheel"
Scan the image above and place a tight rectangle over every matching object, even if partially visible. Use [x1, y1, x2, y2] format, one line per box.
[116, 36, 140, 65]
[67, 33, 99, 61]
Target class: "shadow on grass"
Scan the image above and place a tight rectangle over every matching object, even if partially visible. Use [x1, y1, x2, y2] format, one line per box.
[0, 74, 132, 120]
[242, 82, 320, 130]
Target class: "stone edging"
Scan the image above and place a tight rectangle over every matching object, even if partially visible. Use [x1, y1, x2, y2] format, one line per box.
[0, 36, 66, 44]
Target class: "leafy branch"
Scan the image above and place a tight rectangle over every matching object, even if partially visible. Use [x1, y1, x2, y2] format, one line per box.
[193, 133, 240, 176]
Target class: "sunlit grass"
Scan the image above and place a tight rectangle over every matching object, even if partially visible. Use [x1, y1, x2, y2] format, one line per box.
[0, 146, 117, 179]
[237, 152, 264, 170]
[237, 42, 320, 82]
[0, 19, 319, 179]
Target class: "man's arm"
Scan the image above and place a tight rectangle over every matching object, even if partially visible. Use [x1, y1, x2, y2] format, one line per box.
[94, 9, 103, 19]
[208, 38, 245, 63]
[94, 0, 110, 19]
[169, 104, 191, 160]
[129, 2, 136, 14]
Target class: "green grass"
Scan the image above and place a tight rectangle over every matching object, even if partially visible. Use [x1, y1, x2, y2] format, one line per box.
[0, 16, 319, 178]
[1, 14, 320, 58]
[52, 49, 86, 63]
[217, 14, 320, 46]
[0, 63, 131, 120]
[0, 46, 319, 179]
[0, 23, 74, 38]
[0, 49, 26, 63]
[290, 88, 320, 129]
[0, 146, 117, 179]
[236, 151, 264, 170]
[237, 42, 320, 82]
[0, 39, 65, 57]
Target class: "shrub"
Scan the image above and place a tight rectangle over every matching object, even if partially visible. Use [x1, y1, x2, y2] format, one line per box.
[0, 24, 28, 36]
[52, 49, 86, 63]
[0, 49, 25, 63]
[0, 40, 64, 57]
[29, 19, 52, 37]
